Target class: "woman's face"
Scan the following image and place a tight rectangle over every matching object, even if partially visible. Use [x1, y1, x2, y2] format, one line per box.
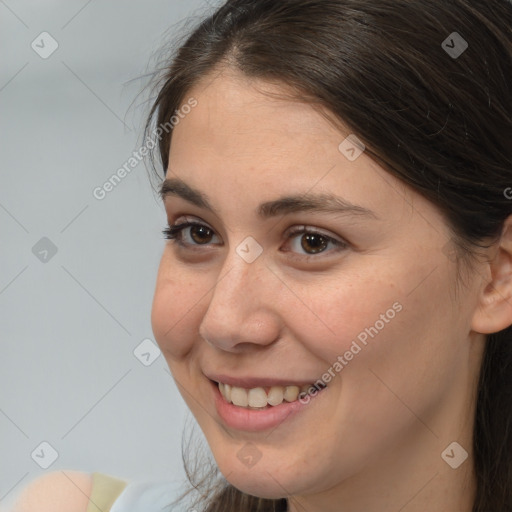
[151, 67, 485, 503]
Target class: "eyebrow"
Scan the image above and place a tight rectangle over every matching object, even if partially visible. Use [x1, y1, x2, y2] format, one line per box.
[159, 177, 379, 220]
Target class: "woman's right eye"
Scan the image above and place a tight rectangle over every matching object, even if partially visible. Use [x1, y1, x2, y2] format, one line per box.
[162, 221, 222, 247]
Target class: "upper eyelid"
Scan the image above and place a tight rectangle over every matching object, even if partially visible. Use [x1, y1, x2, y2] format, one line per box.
[170, 217, 340, 238]
[287, 225, 343, 241]
[172, 215, 216, 229]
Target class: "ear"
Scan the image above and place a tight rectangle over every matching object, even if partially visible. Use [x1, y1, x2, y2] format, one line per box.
[471, 215, 512, 334]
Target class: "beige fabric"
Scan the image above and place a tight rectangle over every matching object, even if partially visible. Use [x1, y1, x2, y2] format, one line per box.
[85, 473, 128, 512]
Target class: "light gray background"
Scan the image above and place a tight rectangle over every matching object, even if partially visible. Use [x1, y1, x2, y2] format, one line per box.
[0, 0, 220, 506]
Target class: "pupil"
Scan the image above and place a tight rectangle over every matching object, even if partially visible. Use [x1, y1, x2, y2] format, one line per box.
[191, 225, 212, 244]
[302, 233, 327, 254]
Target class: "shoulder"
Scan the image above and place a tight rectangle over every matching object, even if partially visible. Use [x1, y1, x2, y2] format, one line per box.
[11, 471, 93, 512]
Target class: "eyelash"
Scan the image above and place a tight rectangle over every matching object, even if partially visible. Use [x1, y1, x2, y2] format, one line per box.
[161, 220, 348, 258]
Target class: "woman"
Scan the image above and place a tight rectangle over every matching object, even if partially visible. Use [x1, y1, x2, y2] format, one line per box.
[12, 0, 512, 511]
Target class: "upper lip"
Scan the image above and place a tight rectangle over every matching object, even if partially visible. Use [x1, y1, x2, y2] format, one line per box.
[205, 372, 323, 389]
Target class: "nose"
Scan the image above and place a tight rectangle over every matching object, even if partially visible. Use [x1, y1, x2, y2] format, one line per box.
[198, 248, 282, 352]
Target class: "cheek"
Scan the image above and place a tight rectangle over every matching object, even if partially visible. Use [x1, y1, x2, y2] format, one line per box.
[286, 260, 457, 392]
[151, 258, 210, 359]
[281, 269, 403, 365]
[305, 263, 460, 423]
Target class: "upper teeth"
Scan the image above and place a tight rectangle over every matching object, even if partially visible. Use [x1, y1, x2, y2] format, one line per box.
[218, 382, 322, 408]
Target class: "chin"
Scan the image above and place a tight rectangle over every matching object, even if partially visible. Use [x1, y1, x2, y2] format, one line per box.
[224, 471, 291, 500]
[213, 451, 306, 500]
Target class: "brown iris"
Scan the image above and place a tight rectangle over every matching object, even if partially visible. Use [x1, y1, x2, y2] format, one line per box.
[301, 233, 328, 254]
[190, 225, 214, 244]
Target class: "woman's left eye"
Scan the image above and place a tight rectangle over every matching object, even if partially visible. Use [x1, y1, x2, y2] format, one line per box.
[162, 221, 348, 257]
[283, 226, 348, 257]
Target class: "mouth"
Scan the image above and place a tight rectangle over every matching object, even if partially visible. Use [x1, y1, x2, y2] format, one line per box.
[211, 379, 327, 410]
[206, 374, 330, 431]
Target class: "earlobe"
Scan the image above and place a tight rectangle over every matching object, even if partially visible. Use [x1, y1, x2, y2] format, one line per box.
[471, 218, 512, 334]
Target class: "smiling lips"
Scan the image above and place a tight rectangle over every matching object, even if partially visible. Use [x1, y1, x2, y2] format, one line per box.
[216, 380, 327, 409]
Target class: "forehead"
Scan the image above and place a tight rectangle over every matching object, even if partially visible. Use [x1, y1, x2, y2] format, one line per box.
[172, 67, 345, 154]
[166, 68, 430, 231]
[170, 70, 351, 183]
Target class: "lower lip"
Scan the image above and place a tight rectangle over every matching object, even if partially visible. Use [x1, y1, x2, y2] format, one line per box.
[210, 379, 326, 432]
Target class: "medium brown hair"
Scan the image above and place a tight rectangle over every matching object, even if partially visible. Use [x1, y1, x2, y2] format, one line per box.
[143, 1, 512, 510]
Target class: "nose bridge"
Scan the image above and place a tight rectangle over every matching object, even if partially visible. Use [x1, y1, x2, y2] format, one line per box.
[199, 246, 280, 350]
[215, 254, 258, 308]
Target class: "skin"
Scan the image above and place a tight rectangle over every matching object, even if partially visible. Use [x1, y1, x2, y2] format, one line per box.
[11, 471, 92, 512]
[151, 65, 512, 512]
